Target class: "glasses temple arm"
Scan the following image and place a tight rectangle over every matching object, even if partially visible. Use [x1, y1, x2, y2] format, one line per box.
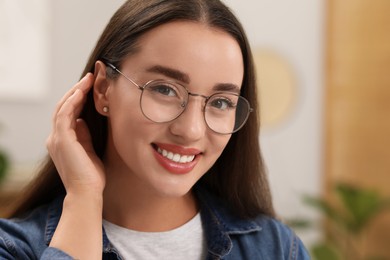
[105, 62, 141, 88]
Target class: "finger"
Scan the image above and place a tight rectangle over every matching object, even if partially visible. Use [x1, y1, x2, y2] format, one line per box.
[55, 89, 86, 135]
[52, 73, 94, 124]
[77, 73, 95, 94]
[49, 89, 81, 151]
[53, 73, 93, 118]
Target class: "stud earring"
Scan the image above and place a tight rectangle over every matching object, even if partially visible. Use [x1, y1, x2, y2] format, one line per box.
[103, 106, 109, 113]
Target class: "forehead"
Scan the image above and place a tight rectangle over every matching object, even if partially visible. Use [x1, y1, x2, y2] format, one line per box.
[123, 21, 244, 89]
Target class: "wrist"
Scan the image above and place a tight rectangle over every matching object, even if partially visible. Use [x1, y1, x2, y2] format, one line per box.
[51, 189, 103, 259]
[64, 191, 104, 211]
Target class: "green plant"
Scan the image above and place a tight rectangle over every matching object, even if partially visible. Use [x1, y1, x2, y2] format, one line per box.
[289, 183, 390, 260]
[0, 150, 9, 183]
[0, 124, 10, 183]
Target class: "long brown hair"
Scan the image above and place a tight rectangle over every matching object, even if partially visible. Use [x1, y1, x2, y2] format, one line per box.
[9, 0, 275, 219]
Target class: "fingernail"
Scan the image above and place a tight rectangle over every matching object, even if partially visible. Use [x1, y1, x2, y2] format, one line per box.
[82, 73, 91, 81]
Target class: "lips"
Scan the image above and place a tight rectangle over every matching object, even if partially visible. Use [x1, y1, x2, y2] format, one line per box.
[152, 143, 201, 174]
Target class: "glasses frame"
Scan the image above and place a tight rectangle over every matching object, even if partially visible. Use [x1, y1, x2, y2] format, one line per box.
[105, 62, 253, 134]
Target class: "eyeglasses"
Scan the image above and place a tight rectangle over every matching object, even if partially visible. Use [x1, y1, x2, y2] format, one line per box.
[106, 63, 253, 135]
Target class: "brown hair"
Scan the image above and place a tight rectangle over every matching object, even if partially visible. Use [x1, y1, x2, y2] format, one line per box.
[9, 0, 275, 219]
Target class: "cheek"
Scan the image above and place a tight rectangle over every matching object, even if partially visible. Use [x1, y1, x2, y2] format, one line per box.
[107, 97, 146, 145]
[108, 89, 142, 127]
[107, 109, 157, 169]
[109, 108, 150, 140]
[208, 135, 231, 160]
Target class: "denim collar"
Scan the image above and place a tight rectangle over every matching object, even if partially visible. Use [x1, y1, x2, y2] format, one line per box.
[44, 186, 262, 258]
[194, 185, 262, 257]
[44, 196, 63, 246]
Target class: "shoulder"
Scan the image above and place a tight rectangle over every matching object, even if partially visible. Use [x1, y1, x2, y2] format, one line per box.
[0, 196, 63, 258]
[248, 215, 309, 259]
[196, 186, 310, 259]
[253, 214, 297, 242]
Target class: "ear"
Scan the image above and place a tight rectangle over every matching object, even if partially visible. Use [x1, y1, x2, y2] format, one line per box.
[93, 60, 111, 116]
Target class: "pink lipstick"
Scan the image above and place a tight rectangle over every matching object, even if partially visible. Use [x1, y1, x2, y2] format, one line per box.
[152, 143, 201, 174]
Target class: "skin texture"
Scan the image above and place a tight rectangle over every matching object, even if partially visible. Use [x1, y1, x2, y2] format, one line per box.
[47, 21, 244, 258]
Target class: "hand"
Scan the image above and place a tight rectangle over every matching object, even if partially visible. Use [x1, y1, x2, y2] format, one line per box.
[46, 73, 105, 196]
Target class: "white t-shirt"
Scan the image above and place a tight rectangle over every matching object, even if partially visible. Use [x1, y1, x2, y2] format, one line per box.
[103, 213, 207, 260]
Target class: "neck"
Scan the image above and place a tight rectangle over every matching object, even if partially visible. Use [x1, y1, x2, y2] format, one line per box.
[102, 170, 198, 232]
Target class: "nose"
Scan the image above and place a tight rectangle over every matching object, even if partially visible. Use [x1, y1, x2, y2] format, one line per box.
[168, 97, 207, 142]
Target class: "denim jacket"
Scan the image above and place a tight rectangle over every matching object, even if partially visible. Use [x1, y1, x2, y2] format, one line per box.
[0, 187, 310, 259]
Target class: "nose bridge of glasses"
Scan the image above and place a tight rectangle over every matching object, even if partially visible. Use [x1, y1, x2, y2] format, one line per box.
[188, 92, 209, 100]
[184, 92, 209, 112]
[175, 94, 208, 134]
[188, 92, 209, 106]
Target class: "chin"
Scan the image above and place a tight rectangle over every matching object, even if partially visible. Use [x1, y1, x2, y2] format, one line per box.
[152, 181, 195, 198]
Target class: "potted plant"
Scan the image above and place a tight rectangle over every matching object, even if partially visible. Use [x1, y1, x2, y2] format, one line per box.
[288, 183, 390, 260]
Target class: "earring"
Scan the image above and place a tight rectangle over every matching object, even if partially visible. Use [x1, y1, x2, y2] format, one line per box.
[103, 106, 109, 113]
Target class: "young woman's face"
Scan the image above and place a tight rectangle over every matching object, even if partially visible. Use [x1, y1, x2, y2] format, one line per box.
[103, 21, 244, 197]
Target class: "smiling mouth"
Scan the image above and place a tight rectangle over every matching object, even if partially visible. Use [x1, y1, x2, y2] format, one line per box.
[156, 147, 196, 164]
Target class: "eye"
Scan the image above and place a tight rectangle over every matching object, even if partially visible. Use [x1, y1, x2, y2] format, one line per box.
[149, 83, 178, 97]
[209, 97, 235, 110]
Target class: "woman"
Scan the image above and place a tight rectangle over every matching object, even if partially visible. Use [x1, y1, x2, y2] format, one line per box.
[0, 0, 309, 259]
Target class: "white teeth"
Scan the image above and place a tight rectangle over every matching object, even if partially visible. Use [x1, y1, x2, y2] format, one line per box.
[157, 147, 196, 163]
[179, 155, 188, 163]
[173, 154, 180, 162]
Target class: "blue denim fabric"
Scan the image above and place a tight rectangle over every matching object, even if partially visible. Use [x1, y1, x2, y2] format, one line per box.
[0, 187, 310, 259]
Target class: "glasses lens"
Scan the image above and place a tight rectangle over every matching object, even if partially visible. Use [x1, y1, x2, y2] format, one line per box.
[205, 93, 251, 134]
[140, 80, 187, 122]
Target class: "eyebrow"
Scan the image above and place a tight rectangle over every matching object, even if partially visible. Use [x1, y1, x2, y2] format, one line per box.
[146, 65, 241, 94]
[146, 65, 190, 84]
[213, 83, 241, 94]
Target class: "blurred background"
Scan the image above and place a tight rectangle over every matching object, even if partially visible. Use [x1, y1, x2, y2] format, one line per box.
[0, 1, 389, 259]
